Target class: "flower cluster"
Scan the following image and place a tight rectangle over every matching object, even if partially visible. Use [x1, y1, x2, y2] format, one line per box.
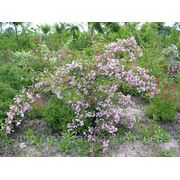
[1, 88, 41, 134]
[163, 44, 179, 61]
[2, 37, 160, 153]
[105, 36, 143, 62]
[122, 67, 160, 97]
[97, 37, 159, 98]
[167, 63, 180, 75]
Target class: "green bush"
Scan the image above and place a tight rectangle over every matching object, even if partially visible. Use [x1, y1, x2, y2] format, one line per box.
[0, 82, 17, 125]
[43, 96, 75, 133]
[0, 30, 35, 52]
[0, 64, 34, 90]
[146, 94, 176, 121]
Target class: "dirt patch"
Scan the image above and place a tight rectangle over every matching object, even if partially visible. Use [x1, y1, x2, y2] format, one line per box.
[108, 141, 156, 157]
[0, 117, 66, 157]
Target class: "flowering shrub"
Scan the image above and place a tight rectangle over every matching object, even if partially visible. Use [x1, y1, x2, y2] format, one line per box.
[163, 44, 179, 61]
[1, 37, 160, 153]
[167, 63, 180, 75]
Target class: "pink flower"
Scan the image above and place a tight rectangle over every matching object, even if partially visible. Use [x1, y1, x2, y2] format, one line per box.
[102, 140, 109, 153]
[7, 111, 15, 122]
[16, 120, 22, 126]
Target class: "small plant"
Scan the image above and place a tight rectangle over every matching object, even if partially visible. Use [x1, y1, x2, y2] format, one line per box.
[152, 125, 170, 143]
[159, 148, 176, 157]
[58, 132, 76, 152]
[123, 132, 137, 142]
[26, 128, 43, 149]
[140, 136, 152, 145]
[134, 123, 170, 144]
[75, 138, 91, 156]
[58, 131, 90, 156]
[46, 136, 56, 146]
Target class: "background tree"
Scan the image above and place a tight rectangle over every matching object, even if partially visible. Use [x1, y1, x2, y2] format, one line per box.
[103, 22, 120, 34]
[55, 23, 66, 34]
[40, 24, 51, 35]
[66, 24, 80, 40]
[88, 22, 104, 35]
